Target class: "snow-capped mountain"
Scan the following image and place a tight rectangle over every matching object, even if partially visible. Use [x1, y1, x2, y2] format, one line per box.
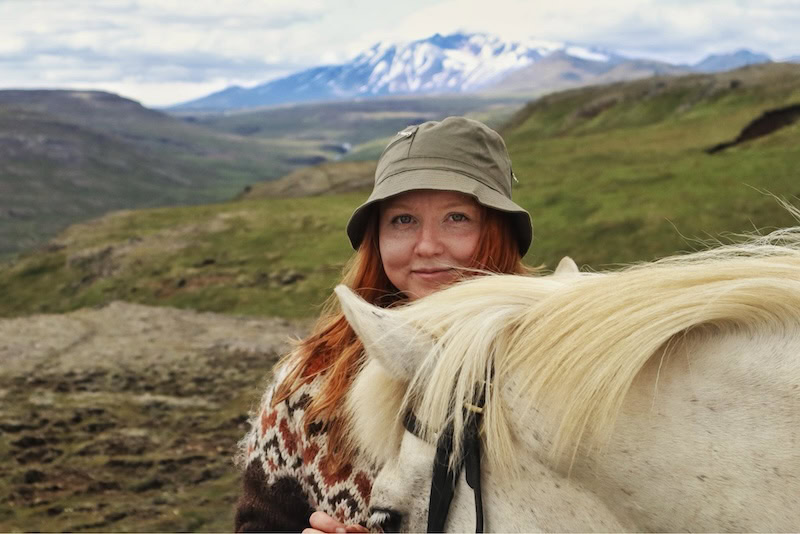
[346, 33, 614, 94]
[171, 33, 624, 110]
[170, 33, 779, 111]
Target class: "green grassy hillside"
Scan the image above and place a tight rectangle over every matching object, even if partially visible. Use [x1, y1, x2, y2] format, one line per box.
[239, 161, 377, 199]
[1, 63, 799, 319]
[501, 62, 800, 267]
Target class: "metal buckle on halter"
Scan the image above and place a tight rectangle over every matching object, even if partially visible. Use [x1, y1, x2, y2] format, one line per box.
[464, 403, 484, 414]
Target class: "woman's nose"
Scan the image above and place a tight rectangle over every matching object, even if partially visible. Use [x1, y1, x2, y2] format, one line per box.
[413, 224, 444, 256]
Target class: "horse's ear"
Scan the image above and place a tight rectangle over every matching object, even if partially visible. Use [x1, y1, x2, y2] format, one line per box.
[334, 285, 430, 381]
[555, 256, 579, 275]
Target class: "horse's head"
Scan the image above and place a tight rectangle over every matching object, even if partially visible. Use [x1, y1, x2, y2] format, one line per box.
[335, 285, 435, 531]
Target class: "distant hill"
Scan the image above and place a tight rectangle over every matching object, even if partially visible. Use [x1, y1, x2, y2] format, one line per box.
[178, 94, 526, 162]
[0, 90, 331, 256]
[484, 51, 690, 95]
[3, 63, 800, 321]
[691, 49, 772, 73]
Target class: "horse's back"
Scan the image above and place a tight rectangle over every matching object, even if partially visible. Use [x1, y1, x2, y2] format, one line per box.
[583, 325, 800, 532]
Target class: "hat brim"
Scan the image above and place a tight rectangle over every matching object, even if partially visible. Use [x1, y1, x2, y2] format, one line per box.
[346, 169, 533, 256]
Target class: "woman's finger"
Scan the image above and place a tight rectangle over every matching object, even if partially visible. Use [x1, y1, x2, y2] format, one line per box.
[309, 511, 347, 533]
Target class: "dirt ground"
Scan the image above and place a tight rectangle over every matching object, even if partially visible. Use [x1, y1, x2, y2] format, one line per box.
[0, 302, 308, 532]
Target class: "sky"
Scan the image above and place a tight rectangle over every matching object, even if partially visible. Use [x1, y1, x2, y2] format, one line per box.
[1, 0, 799, 107]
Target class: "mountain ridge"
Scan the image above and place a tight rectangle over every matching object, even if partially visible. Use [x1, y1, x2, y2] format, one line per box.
[170, 32, 776, 111]
[691, 48, 773, 73]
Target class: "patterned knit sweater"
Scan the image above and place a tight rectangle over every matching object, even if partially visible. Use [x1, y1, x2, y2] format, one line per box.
[234, 372, 378, 532]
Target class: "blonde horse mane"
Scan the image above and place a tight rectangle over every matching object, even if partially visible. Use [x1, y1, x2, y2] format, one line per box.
[350, 212, 800, 475]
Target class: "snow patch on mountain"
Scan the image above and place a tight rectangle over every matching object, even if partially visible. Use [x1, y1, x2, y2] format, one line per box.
[566, 46, 610, 62]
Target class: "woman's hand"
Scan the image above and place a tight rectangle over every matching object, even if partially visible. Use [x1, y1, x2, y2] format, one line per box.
[302, 511, 369, 533]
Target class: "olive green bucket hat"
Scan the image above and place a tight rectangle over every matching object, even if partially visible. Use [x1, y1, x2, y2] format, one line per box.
[346, 116, 533, 255]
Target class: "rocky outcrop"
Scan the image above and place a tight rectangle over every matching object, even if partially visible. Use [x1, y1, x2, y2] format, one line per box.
[706, 102, 800, 153]
[240, 160, 376, 199]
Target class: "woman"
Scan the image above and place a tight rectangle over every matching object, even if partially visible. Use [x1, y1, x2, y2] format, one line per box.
[234, 116, 533, 532]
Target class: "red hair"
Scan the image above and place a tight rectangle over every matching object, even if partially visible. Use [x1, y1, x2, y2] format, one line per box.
[273, 206, 529, 466]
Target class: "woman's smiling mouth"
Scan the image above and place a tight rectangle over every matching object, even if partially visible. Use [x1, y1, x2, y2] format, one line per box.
[411, 268, 455, 280]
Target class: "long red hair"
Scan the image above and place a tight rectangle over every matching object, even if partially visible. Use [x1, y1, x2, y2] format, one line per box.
[273, 205, 529, 466]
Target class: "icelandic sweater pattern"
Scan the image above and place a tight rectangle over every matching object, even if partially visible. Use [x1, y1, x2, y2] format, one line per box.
[235, 375, 377, 531]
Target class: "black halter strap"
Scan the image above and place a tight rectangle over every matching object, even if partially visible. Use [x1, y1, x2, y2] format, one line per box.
[403, 397, 485, 533]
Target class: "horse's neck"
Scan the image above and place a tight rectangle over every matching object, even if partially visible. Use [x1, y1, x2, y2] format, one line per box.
[508, 325, 800, 532]
[470, 453, 630, 531]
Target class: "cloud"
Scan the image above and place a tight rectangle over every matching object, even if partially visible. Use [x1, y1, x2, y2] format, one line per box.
[0, 0, 330, 104]
[384, 0, 800, 63]
[0, 45, 297, 82]
[1, 0, 326, 59]
[0, 0, 799, 106]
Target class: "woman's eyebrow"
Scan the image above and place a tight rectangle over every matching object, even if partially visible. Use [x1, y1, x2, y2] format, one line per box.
[443, 202, 478, 210]
[381, 202, 414, 211]
[431, 201, 480, 212]
[385, 201, 478, 211]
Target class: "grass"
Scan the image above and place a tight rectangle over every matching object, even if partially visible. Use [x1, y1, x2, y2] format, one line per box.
[0, 194, 363, 318]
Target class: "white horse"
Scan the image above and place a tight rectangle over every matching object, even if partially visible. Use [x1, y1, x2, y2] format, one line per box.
[336, 226, 800, 532]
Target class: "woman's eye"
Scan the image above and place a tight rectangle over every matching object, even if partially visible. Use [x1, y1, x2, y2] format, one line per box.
[392, 214, 413, 224]
[449, 213, 468, 222]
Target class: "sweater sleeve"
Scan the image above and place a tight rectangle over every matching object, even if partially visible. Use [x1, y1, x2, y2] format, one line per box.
[234, 375, 376, 532]
[234, 378, 317, 532]
[235, 458, 315, 532]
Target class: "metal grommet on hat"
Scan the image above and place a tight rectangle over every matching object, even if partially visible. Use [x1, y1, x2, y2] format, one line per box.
[346, 116, 533, 255]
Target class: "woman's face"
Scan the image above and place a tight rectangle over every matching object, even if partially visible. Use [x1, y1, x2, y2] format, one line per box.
[379, 190, 483, 301]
